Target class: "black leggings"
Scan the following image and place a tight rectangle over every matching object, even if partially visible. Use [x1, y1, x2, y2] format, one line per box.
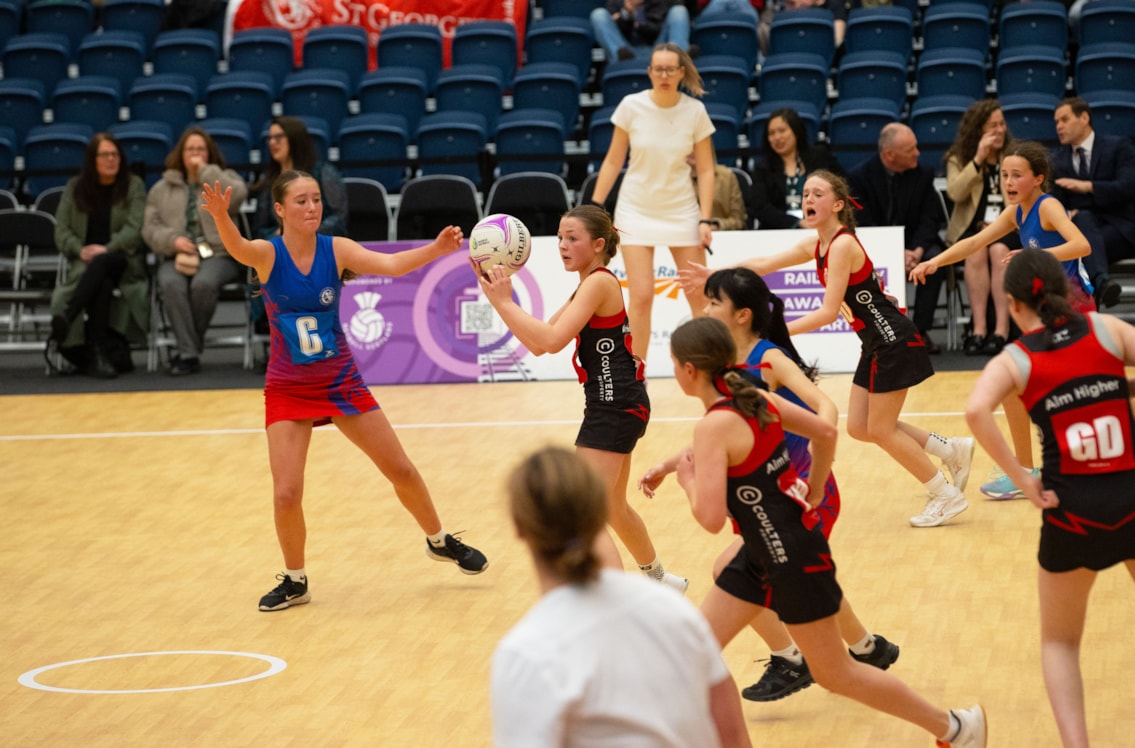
[65, 252, 127, 343]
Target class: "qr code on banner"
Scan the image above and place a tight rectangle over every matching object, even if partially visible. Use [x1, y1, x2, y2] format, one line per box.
[460, 299, 498, 335]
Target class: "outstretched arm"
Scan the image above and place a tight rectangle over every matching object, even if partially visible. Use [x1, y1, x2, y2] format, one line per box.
[677, 237, 813, 298]
[335, 225, 464, 278]
[638, 445, 691, 498]
[910, 207, 1016, 284]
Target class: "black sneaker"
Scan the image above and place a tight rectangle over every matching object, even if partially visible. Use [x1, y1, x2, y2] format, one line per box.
[740, 655, 813, 702]
[258, 573, 311, 611]
[851, 634, 900, 670]
[426, 533, 489, 574]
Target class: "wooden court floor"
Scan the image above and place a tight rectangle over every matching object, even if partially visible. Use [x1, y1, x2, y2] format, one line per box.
[3, 372, 1133, 747]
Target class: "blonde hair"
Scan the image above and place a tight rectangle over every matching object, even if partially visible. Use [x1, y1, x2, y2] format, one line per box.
[652, 42, 704, 97]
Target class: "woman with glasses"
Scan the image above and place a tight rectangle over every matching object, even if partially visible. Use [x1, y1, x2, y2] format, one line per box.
[589, 41, 715, 363]
[48, 133, 148, 378]
[249, 116, 347, 240]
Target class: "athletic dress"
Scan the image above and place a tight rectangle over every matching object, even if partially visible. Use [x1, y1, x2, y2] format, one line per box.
[713, 397, 844, 625]
[1017, 194, 1096, 314]
[571, 267, 650, 454]
[261, 234, 379, 427]
[610, 90, 715, 247]
[746, 339, 841, 537]
[817, 228, 933, 392]
[1006, 312, 1135, 572]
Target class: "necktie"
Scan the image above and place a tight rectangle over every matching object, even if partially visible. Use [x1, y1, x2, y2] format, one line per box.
[1076, 147, 1089, 179]
[885, 173, 895, 225]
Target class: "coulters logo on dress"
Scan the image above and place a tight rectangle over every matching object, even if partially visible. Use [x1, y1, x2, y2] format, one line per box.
[345, 291, 392, 351]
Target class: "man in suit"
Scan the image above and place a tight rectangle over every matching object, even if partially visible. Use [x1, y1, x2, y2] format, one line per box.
[848, 123, 945, 353]
[1051, 97, 1134, 308]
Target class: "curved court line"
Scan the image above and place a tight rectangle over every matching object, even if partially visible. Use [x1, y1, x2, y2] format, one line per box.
[18, 650, 287, 694]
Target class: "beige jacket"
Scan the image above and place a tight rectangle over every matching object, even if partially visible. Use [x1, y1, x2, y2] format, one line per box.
[944, 154, 991, 244]
[143, 164, 248, 258]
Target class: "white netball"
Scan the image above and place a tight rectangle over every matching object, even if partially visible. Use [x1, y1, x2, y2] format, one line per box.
[469, 213, 532, 276]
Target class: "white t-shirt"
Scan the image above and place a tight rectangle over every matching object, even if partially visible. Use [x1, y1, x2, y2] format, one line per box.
[610, 91, 715, 247]
[491, 569, 730, 748]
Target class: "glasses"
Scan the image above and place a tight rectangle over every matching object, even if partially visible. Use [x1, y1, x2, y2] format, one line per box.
[267, 133, 287, 142]
[96, 152, 120, 160]
[649, 65, 682, 77]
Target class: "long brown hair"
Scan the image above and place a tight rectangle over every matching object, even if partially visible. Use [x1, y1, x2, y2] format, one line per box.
[72, 133, 132, 213]
[165, 126, 227, 175]
[253, 116, 317, 192]
[671, 317, 774, 427]
[945, 99, 1013, 166]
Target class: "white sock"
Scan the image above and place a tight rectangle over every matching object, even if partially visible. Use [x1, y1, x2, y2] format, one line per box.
[924, 470, 949, 496]
[849, 633, 876, 655]
[286, 567, 306, 583]
[771, 645, 804, 666]
[427, 530, 447, 548]
[924, 432, 952, 460]
[638, 558, 665, 580]
[941, 711, 961, 742]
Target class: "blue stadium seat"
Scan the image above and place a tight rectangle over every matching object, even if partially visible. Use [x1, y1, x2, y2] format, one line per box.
[23, 123, 95, 196]
[376, 23, 443, 94]
[540, 0, 606, 19]
[77, 30, 146, 98]
[691, 15, 758, 76]
[415, 111, 488, 187]
[152, 30, 221, 102]
[768, 8, 835, 68]
[705, 102, 741, 167]
[1074, 42, 1135, 96]
[128, 74, 198, 135]
[433, 64, 505, 136]
[524, 17, 593, 86]
[0, 78, 46, 149]
[1, 33, 71, 98]
[999, 92, 1061, 141]
[920, 3, 991, 55]
[698, 54, 751, 121]
[26, 0, 93, 57]
[916, 47, 987, 101]
[198, 117, 252, 173]
[109, 119, 173, 188]
[453, 20, 518, 88]
[495, 108, 566, 177]
[998, 0, 1067, 53]
[100, 0, 165, 53]
[757, 52, 828, 115]
[908, 95, 972, 174]
[587, 105, 616, 172]
[600, 59, 651, 107]
[302, 25, 369, 93]
[0, 0, 21, 55]
[227, 27, 293, 96]
[837, 51, 908, 111]
[357, 67, 429, 141]
[204, 72, 275, 140]
[337, 113, 410, 192]
[0, 125, 15, 191]
[51, 76, 122, 133]
[511, 62, 582, 139]
[1077, 0, 1135, 47]
[1081, 89, 1135, 139]
[844, 5, 913, 61]
[280, 68, 352, 142]
[995, 45, 1066, 100]
[747, 100, 821, 158]
[827, 97, 901, 171]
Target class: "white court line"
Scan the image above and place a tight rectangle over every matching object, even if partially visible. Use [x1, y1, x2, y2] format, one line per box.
[0, 411, 982, 442]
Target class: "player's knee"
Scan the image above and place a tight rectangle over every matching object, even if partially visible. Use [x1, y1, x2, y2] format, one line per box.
[273, 484, 303, 509]
[382, 457, 421, 488]
[845, 421, 870, 443]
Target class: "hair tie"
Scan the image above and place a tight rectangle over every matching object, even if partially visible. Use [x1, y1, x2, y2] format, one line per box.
[848, 195, 864, 211]
[1031, 277, 1044, 296]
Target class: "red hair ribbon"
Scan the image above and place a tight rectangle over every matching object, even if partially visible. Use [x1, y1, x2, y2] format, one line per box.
[848, 195, 864, 211]
[1031, 277, 1044, 295]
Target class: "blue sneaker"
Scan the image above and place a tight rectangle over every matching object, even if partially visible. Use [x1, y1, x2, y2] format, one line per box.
[980, 468, 1039, 500]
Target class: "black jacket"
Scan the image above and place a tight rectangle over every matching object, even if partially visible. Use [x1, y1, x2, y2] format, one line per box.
[847, 154, 944, 258]
[750, 143, 843, 230]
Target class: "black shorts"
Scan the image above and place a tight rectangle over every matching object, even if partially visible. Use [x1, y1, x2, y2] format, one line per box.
[1038, 506, 1135, 573]
[576, 403, 649, 454]
[715, 533, 843, 625]
[853, 338, 935, 392]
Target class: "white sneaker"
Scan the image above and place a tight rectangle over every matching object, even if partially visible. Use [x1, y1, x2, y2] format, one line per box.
[659, 571, 689, 594]
[942, 437, 975, 491]
[910, 486, 968, 528]
[936, 704, 987, 747]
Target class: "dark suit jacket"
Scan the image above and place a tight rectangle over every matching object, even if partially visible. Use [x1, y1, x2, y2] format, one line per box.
[847, 154, 944, 258]
[750, 143, 843, 230]
[1050, 134, 1135, 246]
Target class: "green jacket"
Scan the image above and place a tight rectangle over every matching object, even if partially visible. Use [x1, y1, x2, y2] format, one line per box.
[50, 175, 150, 346]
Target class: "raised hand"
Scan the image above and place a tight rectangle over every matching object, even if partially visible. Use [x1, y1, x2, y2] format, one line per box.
[678, 261, 712, 297]
[200, 181, 232, 219]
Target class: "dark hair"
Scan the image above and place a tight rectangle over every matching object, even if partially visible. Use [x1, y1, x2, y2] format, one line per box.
[165, 126, 227, 175]
[807, 169, 857, 231]
[945, 99, 1013, 166]
[1001, 140, 1051, 191]
[253, 116, 316, 192]
[760, 108, 812, 168]
[73, 133, 132, 213]
[271, 169, 316, 208]
[652, 42, 704, 96]
[507, 446, 607, 584]
[704, 267, 819, 381]
[671, 317, 774, 426]
[562, 204, 619, 262]
[1057, 96, 1091, 122]
[1004, 249, 1077, 348]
